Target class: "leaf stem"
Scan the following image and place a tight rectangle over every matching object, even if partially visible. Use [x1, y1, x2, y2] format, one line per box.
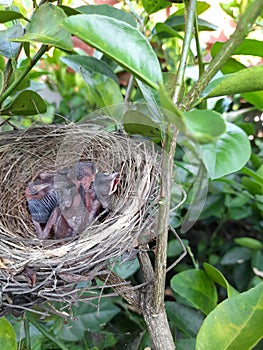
[173, 0, 197, 104]
[0, 44, 49, 106]
[182, 0, 263, 110]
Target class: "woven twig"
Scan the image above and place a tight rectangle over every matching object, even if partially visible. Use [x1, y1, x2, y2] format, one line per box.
[0, 124, 161, 314]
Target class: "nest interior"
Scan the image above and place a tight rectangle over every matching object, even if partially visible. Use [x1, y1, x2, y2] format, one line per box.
[0, 124, 160, 314]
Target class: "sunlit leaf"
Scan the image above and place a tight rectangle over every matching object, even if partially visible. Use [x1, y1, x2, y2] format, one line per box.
[183, 110, 226, 143]
[12, 3, 72, 51]
[165, 15, 217, 31]
[196, 283, 263, 350]
[77, 4, 137, 27]
[200, 122, 251, 179]
[0, 24, 23, 58]
[62, 14, 162, 89]
[171, 269, 218, 315]
[0, 10, 29, 23]
[61, 55, 118, 84]
[0, 90, 47, 116]
[202, 65, 263, 98]
[142, 0, 171, 15]
[0, 317, 17, 350]
[203, 263, 238, 298]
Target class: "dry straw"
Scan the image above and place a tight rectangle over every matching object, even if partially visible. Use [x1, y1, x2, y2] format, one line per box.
[0, 124, 161, 315]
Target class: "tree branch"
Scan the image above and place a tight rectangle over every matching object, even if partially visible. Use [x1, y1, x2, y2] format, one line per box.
[182, 0, 263, 110]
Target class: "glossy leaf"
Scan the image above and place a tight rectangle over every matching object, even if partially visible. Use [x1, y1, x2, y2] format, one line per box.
[0, 10, 29, 23]
[234, 237, 263, 250]
[0, 24, 23, 58]
[175, 1, 210, 16]
[203, 263, 238, 298]
[142, 0, 170, 15]
[165, 15, 217, 31]
[62, 14, 162, 89]
[241, 91, 263, 110]
[80, 67, 123, 118]
[170, 269, 218, 315]
[61, 55, 118, 84]
[166, 301, 204, 337]
[153, 23, 184, 40]
[0, 317, 17, 350]
[200, 122, 251, 179]
[12, 3, 72, 51]
[196, 283, 263, 350]
[77, 4, 137, 27]
[183, 110, 226, 143]
[0, 90, 47, 116]
[211, 39, 263, 58]
[202, 65, 263, 98]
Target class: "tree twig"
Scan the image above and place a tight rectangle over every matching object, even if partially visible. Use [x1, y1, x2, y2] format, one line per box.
[182, 0, 263, 110]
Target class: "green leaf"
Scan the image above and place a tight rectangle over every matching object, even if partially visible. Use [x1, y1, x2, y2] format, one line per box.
[166, 301, 204, 337]
[174, 1, 210, 16]
[0, 90, 47, 116]
[170, 269, 218, 315]
[196, 283, 263, 350]
[0, 24, 23, 58]
[211, 39, 263, 58]
[183, 110, 226, 143]
[220, 247, 252, 265]
[0, 317, 17, 350]
[113, 258, 140, 279]
[123, 109, 161, 142]
[241, 91, 263, 110]
[77, 4, 137, 27]
[56, 298, 120, 341]
[0, 10, 29, 23]
[200, 122, 251, 179]
[12, 3, 72, 51]
[79, 67, 123, 119]
[142, 0, 171, 15]
[203, 263, 238, 298]
[153, 23, 184, 40]
[202, 65, 263, 98]
[61, 55, 119, 84]
[0, 69, 3, 95]
[165, 15, 217, 31]
[62, 14, 162, 89]
[136, 79, 163, 124]
[234, 238, 263, 250]
[167, 239, 189, 258]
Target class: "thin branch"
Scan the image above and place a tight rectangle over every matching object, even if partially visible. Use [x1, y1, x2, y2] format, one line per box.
[154, 133, 177, 313]
[0, 45, 50, 106]
[173, 0, 197, 104]
[182, 0, 263, 110]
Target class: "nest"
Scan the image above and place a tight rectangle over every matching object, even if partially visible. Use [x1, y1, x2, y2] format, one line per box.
[0, 124, 161, 315]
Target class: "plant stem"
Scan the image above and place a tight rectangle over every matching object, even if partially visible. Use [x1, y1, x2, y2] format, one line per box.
[23, 315, 31, 350]
[26, 312, 69, 350]
[0, 44, 49, 106]
[182, 0, 263, 110]
[173, 0, 197, 104]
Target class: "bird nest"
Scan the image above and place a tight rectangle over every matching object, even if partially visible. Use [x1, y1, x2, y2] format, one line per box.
[0, 124, 161, 315]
